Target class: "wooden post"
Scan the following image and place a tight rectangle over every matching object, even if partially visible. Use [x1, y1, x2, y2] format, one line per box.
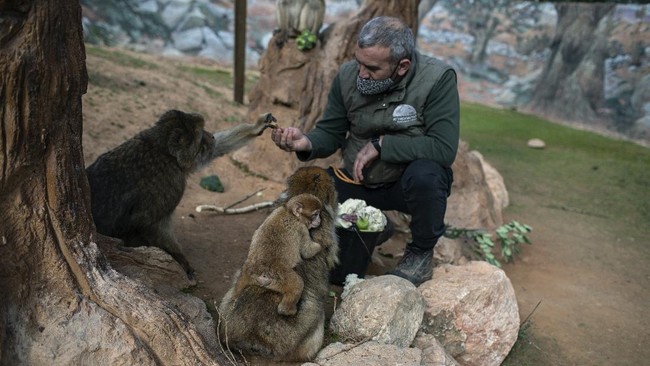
[234, 0, 247, 104]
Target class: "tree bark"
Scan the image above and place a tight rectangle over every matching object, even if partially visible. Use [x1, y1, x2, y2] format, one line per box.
[418, 0, 439, 22]
[527, 3, 615, 123]
[468, 16, 498, 65]
[0, 1, 222, 364]
[243, 0, 421, 182]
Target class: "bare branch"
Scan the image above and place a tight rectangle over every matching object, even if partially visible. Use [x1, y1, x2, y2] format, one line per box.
[196, 201, 274, 214]
[224, 187, 267, 210]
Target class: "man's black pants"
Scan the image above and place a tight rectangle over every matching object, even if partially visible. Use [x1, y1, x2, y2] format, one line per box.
[327, 159, 453, 251]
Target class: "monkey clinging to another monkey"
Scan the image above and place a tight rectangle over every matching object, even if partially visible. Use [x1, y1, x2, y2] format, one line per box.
[232, 193, 323, 316]
[218, 166, 339, 362]
[86, 109, 277, 278]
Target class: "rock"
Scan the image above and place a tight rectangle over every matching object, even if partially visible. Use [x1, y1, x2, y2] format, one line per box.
[135, 0, 158, 14]
[313, 341, 422, 366]
[172, 27, 204, 52]
[28, 295, 157, 365]
[104, 245, 196, 290]
[199, 175, 224, 192]
[101, 244, 218, 353]
[330, 275, 425, 348]
[433, 237, 468, 266]
[527, 138, 546, 149]
[161, 1, 192, 29]
[447, 141, 503, 230]
[412, 332, 460, 366]
[177, 8, 207, 31]
[470, 150, 509, 209]
[166, 292, 219, 351]
[419, 261, 520, 366]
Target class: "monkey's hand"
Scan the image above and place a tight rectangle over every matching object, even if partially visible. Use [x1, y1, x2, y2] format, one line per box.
[253, 112, 279, 136]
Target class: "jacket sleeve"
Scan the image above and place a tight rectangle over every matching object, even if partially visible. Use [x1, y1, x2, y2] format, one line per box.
[296, 74, 350, 162]
[380, 69, 460, 167]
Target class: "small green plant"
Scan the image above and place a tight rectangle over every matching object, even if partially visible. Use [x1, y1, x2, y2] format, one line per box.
[296, 30, 318, 51]
[444, 220, 532, 267]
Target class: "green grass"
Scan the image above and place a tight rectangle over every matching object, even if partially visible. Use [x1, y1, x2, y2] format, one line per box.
[179, 65, 233, 85]
[460, 102, 650, 240]
[178, 65, 259, 95]
[191, 81, 224, 99]
[86, 45, 159, 70]
[461, 102, 650, 364]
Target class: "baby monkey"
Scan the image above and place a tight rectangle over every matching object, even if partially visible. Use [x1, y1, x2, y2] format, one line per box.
[233, 193, 323, 315]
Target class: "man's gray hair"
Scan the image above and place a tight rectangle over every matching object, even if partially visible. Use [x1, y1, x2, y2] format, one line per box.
[357, 16, 415, 64]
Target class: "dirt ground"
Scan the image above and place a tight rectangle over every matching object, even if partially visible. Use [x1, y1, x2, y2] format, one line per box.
[81, 49, 648, 365]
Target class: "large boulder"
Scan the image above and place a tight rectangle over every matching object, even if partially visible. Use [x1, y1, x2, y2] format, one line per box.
[470, 150, 509, 209]
[447, 141, 504, 230]
[330, 275, 425, 347]
[418, 261, 520, 366]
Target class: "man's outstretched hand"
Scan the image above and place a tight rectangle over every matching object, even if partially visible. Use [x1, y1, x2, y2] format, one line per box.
[271, 127, 312, 152]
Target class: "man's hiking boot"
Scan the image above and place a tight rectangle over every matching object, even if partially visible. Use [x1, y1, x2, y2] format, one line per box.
[387, 245, 434, 286]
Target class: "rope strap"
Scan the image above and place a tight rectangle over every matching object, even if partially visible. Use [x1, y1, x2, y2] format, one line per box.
[330, 165, 361, 185]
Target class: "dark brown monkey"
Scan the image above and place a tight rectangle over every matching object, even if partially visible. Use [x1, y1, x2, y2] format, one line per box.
[218, 166, 339, 362]
[232, 193, 322, 316]
[86, 109, 277, 278]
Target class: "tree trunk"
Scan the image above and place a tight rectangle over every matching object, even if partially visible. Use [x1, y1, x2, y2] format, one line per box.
[242, 0, 421, 182]
[527, 3, 615, 123]
[468, 17, 498, 65]
[0, 1, 222, 364]
[418, 0, 439, 22]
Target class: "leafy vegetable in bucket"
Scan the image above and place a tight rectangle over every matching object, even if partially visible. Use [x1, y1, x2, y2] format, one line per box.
[336, 199, 386, 232]
[355, 216, 369, 230]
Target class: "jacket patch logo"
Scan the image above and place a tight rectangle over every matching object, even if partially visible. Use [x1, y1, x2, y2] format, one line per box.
[393, 104, 417, 125]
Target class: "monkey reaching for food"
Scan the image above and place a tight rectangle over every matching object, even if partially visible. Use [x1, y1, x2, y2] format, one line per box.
[232, 193, 323, 316]
[86, 109, 277, 278]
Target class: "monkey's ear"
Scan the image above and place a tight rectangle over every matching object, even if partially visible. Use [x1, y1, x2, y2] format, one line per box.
[291, 200, 304, 216]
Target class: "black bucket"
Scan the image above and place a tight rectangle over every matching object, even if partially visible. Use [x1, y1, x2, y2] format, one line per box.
[329, 219, 394, 286]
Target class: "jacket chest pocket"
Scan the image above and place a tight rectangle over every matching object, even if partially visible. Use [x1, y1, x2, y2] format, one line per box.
[348, 107, 395, 137]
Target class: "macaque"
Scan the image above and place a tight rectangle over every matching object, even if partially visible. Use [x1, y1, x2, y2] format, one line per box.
[218, 166, 339, 362]
[86, 110, 277, 277]
[232, 193, 323, 316]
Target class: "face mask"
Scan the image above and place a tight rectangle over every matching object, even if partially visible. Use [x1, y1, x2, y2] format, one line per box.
[356, 63, 400, 95]
[356, 76, 395, 95]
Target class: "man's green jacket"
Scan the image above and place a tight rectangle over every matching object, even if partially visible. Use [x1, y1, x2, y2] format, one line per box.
[297, 51, 460, 186]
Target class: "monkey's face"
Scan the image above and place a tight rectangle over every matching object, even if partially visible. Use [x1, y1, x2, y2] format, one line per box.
[194, 130, 217, 166]
[309, 210, 321, 229]
[156, 110, 213, 171]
